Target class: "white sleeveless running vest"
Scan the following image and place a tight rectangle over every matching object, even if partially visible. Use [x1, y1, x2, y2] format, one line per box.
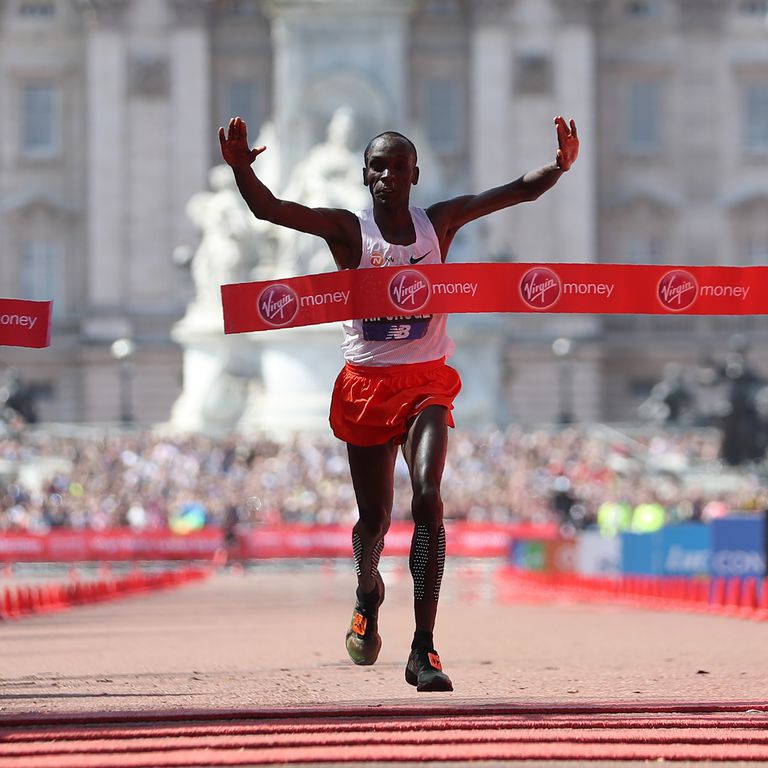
[340, 207, 455, 366]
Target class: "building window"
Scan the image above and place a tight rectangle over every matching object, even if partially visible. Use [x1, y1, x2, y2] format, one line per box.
[423, 79, 460, 153]
[738, 1, 768, 16]
[624, 236, 664, 264]
[21, 83, 59, 155]
[18, 1, 56, 17]
[21, 242, 63, 315]
[624, 1, 661, 17]
[744, 236, 768, 265]
[515, 53, 553, 96]
[225, 80, 260, 134]
[218, 0, 259, 16]
[424, 0, 460, 17]
[625, 81, 662, 153]
[744, 84, 768, 153]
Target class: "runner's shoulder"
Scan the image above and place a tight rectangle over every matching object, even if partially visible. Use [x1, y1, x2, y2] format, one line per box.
[316, 207, 361, 243]
[426, 195, 475, 231]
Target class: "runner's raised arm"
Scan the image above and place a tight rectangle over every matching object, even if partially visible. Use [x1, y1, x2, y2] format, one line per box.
[426, 116, 579, 255]
[218, 117, 360, 268]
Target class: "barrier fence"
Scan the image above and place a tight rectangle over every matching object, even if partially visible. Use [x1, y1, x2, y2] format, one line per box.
[0, 522, 557, 563]
[499, 569, 768, 623]
[0, 566, 209, 622]
[3, 517, 766, 622]
[503, 514, 768, 622]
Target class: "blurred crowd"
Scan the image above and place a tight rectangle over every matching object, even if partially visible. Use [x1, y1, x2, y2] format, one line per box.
[1, 424, 766, 537]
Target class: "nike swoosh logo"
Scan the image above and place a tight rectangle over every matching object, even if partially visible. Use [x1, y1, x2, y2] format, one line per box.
[409, 251, 431, 264]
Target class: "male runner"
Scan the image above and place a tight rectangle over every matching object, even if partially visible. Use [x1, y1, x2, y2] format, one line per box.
[219, 115, 579, 692]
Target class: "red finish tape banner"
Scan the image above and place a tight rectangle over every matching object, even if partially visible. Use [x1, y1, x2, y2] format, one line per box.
[222, 263, 768, 334]
[0, 298, 52, 348]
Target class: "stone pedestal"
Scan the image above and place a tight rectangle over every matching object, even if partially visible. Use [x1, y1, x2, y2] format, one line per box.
[170, 319, 343, 436]
[169, 325, 249, 434]
[237, 325, 344, 435]
[448, 316, 508, 428]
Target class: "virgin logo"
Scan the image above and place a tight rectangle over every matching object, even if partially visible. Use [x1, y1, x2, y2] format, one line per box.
[257, 284, 299, 326]
[389, 269, 430, 312]
[658, 270, 699, 312]
[520, 267, 561, 310]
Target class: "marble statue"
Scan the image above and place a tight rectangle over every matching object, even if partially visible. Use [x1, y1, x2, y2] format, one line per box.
[275, 107, 370, 275]
[182, 164, 258, 327]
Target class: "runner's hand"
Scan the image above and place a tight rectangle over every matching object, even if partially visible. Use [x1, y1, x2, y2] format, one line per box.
[554, 116, 579, 171]
[218, 116, 265, 169]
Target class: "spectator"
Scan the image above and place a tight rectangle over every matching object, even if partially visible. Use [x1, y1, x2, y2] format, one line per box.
[0, 424, 761, 534]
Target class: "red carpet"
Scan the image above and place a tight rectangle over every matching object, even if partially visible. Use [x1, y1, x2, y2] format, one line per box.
[1, 702, 767, 766]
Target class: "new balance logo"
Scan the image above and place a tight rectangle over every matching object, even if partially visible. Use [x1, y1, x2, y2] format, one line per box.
[386, 325, 411, 339]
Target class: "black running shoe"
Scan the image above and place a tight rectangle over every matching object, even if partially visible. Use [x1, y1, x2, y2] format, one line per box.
[345, 574, 385, 666]
[405, 647, 453, 692]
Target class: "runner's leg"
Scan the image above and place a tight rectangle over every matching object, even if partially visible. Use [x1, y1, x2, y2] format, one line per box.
[401, 405, 449, 637]
[401, 405, 453, 691]
[347, 440, 398, 594]
[344, 440, 398, 665]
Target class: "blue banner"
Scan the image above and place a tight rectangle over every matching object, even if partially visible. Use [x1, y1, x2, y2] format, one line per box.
[710, 515, 766, 578]
[659, 523, 711, 576]
[620, 531, 660, 575]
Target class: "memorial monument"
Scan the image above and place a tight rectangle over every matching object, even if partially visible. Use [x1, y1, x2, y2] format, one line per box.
[170, 108, 379, 434]
[169, 0, 507, 436]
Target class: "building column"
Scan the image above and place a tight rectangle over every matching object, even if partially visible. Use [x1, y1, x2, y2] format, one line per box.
[469, 2, 515, 182]
[168, 0, 212, 253]
[553, 0, 602, 423]
[78, 0, 130, 329]
[553, 0, 597, 266]
[469, 1, 516, 257]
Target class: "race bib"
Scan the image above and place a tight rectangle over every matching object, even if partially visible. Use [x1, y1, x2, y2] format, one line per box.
[362, 315, 432, 341]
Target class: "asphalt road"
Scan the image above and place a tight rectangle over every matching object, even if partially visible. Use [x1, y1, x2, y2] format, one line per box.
[1, 559, 766, 712]
[1, 560, 767, 767]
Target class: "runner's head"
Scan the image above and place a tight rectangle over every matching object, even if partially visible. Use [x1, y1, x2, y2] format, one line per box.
[363, 132, 419, 207]
[364, 132, 417, 166]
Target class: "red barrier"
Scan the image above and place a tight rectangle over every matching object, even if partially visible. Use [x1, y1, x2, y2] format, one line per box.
[0, 567, 209, 621]
[754, 579, 768, 622]
[0, 523, 554, 563]
[740, 577, 759, 617]
[499, 569, 768, 622]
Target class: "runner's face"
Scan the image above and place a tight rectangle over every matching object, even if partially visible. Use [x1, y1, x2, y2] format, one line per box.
[364, 138, 418, 206]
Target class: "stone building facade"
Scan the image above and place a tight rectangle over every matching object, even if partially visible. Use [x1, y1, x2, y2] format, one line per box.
[1, 0, 767, 428]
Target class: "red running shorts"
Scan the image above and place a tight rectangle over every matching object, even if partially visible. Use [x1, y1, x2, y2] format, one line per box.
[329, 357, 462, 447]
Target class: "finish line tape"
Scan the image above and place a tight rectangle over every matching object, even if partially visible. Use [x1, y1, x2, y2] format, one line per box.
[222, 263, 766, 334]
[0, 298, 52, 348]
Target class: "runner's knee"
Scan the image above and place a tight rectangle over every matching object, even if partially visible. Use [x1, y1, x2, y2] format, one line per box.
[411, 485, 443, 526]
[354, 514, 390, 543]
